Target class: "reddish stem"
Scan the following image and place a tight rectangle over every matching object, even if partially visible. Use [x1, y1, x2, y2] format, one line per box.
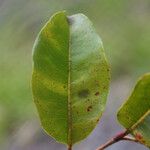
[96, 130, 138, 150]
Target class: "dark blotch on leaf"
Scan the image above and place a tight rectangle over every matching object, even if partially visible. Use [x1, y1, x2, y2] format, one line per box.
[87, 105, 92, 112]
[63, 85, 67, 89]
[78, 89, 89, 98]
[107, 68, 110, 72]
[95, 92, 100, 96]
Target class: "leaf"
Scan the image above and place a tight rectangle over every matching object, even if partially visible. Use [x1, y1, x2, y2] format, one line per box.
[117, 73, 150, 148]
[32, 11, 110, 147]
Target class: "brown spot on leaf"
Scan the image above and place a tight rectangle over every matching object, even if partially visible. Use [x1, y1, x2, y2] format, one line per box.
[78, 89, 89, 98]
[87, 105, 92, 112]
[135, 133, 143, 140]
[95, 92, 100, 96]
[107, 68, 110, 72]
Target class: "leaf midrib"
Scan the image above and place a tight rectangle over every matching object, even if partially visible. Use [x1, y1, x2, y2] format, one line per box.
[67, 15, 72, 147]
[131, 110, 150, 130]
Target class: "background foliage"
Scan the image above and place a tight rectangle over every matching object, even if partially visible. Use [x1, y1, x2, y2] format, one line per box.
[0, 0, 150, 150]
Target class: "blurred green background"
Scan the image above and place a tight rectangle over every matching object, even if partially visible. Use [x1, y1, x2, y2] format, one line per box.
[0, 0, 150, 150]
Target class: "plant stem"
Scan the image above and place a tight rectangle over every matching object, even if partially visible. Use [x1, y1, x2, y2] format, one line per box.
[96, 130, 138, 150]
[68, 145, 72, 150]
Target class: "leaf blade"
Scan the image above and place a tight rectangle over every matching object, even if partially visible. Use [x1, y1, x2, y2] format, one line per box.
[68, 13, 110, 144]
[32, 11, 69, 144]
[32, 11, 110, 145]
[117, 73, 150, 147]
[132, 110, 150, 147]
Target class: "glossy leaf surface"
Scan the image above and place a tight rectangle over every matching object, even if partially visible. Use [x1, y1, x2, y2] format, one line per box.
[32, 11, 110, 146]
[117, 73, 150, 147]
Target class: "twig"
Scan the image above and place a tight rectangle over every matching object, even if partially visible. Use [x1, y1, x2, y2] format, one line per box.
[96, 130, 138, 150]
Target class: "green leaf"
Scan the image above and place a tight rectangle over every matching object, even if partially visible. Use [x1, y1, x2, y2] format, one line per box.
[117, 73, 150, 148]
[32, 11, 110, 147]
